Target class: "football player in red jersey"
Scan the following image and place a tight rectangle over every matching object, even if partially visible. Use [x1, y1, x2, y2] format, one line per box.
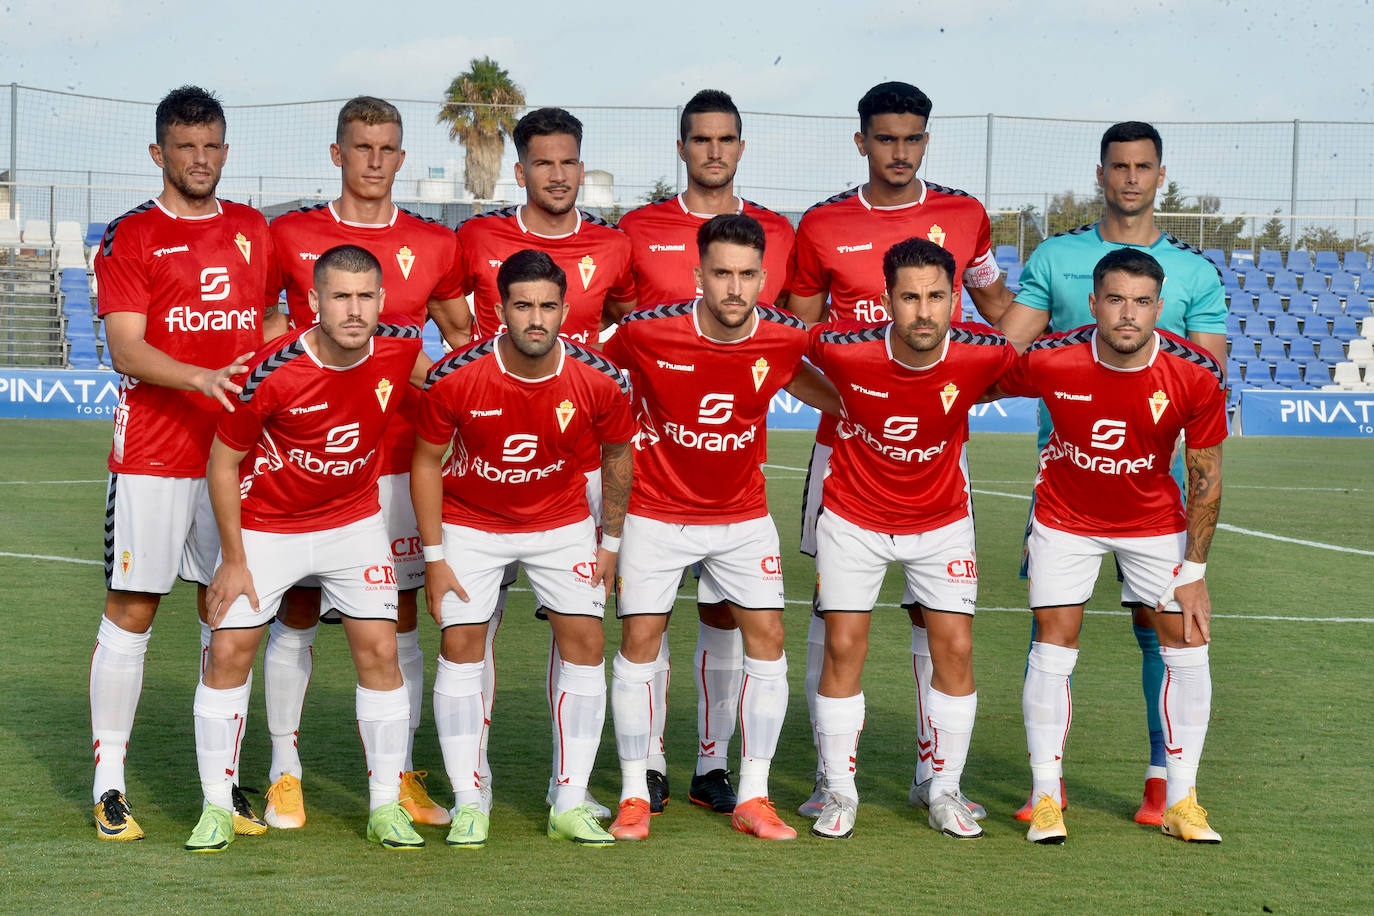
[787, 82, 1014, 818]
[411, 250, 635, 848]
[600, 215, 840, 842]
[805, 238, 1017, 841]
[262, 96, 469, 830]
[89, 86, 276, 841]
[990, 248, 1227, 845]
[188, 245, 426, 853]
[616, 92, 796, 808]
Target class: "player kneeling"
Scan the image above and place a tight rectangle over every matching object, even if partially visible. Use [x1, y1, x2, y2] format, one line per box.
[187, 245, 425, 852]
[411, 250, 636, 849]
[992, 248, 1226, 845]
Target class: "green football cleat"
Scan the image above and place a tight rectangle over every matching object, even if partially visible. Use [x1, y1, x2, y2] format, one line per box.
[547, 803, 615, 847]
[185, 804, 234, 853]
[366, 801, 425, 850]
[445, 804, 490, 849]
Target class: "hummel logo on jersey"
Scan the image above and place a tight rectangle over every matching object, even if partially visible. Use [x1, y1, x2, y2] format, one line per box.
[1090, 419, 1128, 451]
[487, 258, 503, 269]
[556, 399, 576, 432]
[288, 402, 329, 415]
[397, 245, 415, 279]
[578, 255, 597, 290]
[883, 416, 921, 442]
[648, 243, 685, 253]
[234, 232, 252, 264]
[470, 408, 503, 417]
[1054, 391, 1093, 402]
[850, 383, 889, 398]
[656, 360, 695, 372]
[324, 422, 361, 453]
[152, 244, 189, 258]
[297, 251, 320, 261]
[697, 393, 734, 425]
[375, 378, 393, 411]
[1149, 390, 1170, 423]
[200, 267, 231, 301]
[501, 434, 540, 463]
[835, 242, 873, 254]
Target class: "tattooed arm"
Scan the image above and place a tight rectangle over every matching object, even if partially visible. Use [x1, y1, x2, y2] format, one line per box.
[592, 439, 634, 595]
[1159, 443, 1223, 645]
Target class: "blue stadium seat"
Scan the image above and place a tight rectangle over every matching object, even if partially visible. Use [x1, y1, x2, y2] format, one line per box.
[1345, 297, 1373, 321]
[60, 268, 88, 291]
[1203, 248, 1226, 269]
[1313, 336, 1347, 363]
[1272, 360, 1306, 388]
[1299, 271, 1327, 293]
[1239, 269, 1268, 292]
[995, 244, 1020, 266]
[1229, 250, 1255, 270]
[1271, 314, 1304, 340]
[85, 222, 106, 247]
[1287, 338, 1319, 365]
[1258, 249, 1284, 270]
[1228, 290, 1253, 312]
[1357, 269, 1374, 290]
[1236, 357, 1271, 384]
[1312, 292, 1344, 318]
[1226, 357, 1243, 380]
[1004, 262, 1024, 286]
[1270, 270, 1300, 297]
[1343, 249, 1368, 271]
[1225, 314, 1245, 336]
[1329, 272, 1356, 295]
[1255, 292, 1285, 316]
[1287, 249, 1313, 270]
[1226, 384, 1242, 410]
[1228, 334, 1258, 358]
[1257, 336, 1288, 362]
[1331, 315, 1359, 339]
[1313, 250, 1342, 272]
[1305, 362, 1335, 386]
[1220, 268, 1241, 291]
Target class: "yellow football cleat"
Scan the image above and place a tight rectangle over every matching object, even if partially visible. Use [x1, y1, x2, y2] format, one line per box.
[1026, 792, 1067, 844]
[400, 770, 452, 826]
[1161, 789, 1222, 844]
[94, 789, 144, 841]
[231, 785, 267, 836]
[264, 774, 306, 829]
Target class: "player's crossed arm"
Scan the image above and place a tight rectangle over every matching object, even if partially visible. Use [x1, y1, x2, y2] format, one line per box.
[205, 438, 257, 626]
[103, 311, 254, 412]
[428, 296, 473, 351]
[784, 363, 843, 417]
[594, 439, 633, 597]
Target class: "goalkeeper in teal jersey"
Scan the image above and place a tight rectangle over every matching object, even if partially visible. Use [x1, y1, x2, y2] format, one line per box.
[998, 121, 1228, 827]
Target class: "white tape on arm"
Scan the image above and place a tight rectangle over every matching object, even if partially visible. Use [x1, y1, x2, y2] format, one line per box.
[600, 534, 621, 553]
[422, 544, 445, 564]
[1158, 560, 1206, 609]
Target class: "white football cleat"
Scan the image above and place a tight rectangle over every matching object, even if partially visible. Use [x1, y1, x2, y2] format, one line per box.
[810, 794, 857, 839]
[910, 776, 987, 820]
[928, 791, 985, 839]
[797, 774, 829, 819]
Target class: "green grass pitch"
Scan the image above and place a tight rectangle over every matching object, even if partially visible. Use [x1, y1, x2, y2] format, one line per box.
[1, 420, 1370, 913]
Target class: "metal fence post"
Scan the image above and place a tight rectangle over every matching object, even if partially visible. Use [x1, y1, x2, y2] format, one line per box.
[9, 83, 16, 220]
[674, 106, 683, 194]
[984, 113, 993, 207]
[1290, 119, 1300, 245]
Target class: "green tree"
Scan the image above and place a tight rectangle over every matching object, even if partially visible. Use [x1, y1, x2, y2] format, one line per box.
[642, 176, 676, 203]
[437, 57, 526, 201]
[1154, 181, 1246, 252]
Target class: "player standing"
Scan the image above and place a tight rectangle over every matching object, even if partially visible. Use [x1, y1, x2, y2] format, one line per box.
[411, 249, 636, 848]
[263, 96, 469, 829]
[601, 214, 840, 842]
[614, 89, 797, 813]
[992, 248, 1226, 845]
[997, 122, 1228, 824]
[89, 85, 275, 841]
[186, 245, 425, 852]
[806, 238, 1016, 840]
[787, 81, 1013, 818]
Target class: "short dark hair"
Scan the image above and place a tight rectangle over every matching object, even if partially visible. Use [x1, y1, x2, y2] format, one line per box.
[313, 244, 382, 287]
[497, 249, 567, 301]
[155, 86, 225, 147]
[336, 96, 403, 145]
[680, 89, 742, 143]
[513, 108, 583, 159]
[1100, 121, 1163, 163]
[697, 213, 766, 259]
[857, 82, 932, 134]
[882, 237, 955, 291]
[1092, 247, 1165, 294]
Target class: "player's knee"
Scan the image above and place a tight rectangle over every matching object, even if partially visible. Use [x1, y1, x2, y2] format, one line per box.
[103, 592, 158, 632]
[440, 623, 489, 664]
[205, 634, 257, 685]
[619, 619, 665, 663]
[395, 589, 420, 631]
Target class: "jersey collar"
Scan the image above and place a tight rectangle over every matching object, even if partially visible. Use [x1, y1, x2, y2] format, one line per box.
[858, 180, 927, 212]
[328, 200, 398, 229]
[300, 327, 374, 370]
[1091, 328, 1159, 372]
[692, 299, 759, 344]
[884, 323, 948, 371]
[515, 206, 581, 240]
[152, 198, 222, 221]
[676, 192, 743, 219]
[493, 334, 567, 382]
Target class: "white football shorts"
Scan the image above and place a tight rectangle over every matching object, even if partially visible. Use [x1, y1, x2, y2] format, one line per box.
[797, 441, 832, 557]
[815, 511, 978, 615]
[379, 472, 424, 590]
[1026, 519, 1187, 613]
[104, 473, 218, 593]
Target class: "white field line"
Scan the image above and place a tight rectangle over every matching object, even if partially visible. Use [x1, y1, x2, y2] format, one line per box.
[0, 479, 105, 485]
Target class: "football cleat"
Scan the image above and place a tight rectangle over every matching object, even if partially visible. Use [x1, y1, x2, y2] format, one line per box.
[797, 774, 829, 819]
[366, 801, 425, 850]
[185, 804, 234, 853]
[401, 771, 452, 826]
[93, 789, 144, 841]
[810, 794, 857, 839]
[646, 769, 670, 814]
[731, 797, 797, 840]
[1134, 776, 1167, 826]
[547, 804, 615, 846]
[1013, 779, 1068, 822]
[910, 776, 987, 820]
[608, 798, 652, 841]
[231, 785, 267, 836]
[688, 769, 737, 814]
[264, 773, 306, 829]
[928, 792, 985, 839]
[445, 804, 489, 849]
[1026, 792, 1067, 844]
[546, 779, 612, 820]
[1161, 789, 1222, 844]
[478, 774, 493, 814]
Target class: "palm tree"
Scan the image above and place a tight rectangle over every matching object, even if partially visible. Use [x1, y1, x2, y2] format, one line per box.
[437, 57, 525, 201]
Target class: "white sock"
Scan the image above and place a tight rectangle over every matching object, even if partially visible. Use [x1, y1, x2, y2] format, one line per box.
[356, 684, 409, 812]
[611, 652, 656, 803]
[736, 653, 788, 803]
[396, 627, 423, 773]
[927, 688, 977, 799]
[264, 619, 315, 783]
[694, 622, 742, 775]
[1160, 644, 1212, 808]
[1024, 642, 1078, 805]
[478, 609, 500, 785]
[433, 658, 486, 810]
[547, 635, 562, 784]
[647, 633, 669, 773]
[805, 613, 826, 779]
[815, 692, 864, 802]
[194, 678, 250, 811]
[199, 621, 212, 676]
[551, 661, 606, 814]
[911, 625, 934, 784]
[90, 616, 150, 802]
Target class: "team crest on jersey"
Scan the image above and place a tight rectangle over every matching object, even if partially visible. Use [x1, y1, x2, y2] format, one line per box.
[234, 232, 252, 264]
[1148, 389, 1170, 423]
[751, 358, 770, 392]
[375, 378, 393, 411]
[120, 550, 132, 579]
[926, 224, 946, 247]
[939, 382, 960, 414]
[396, 246, 415, 280]
[556, 399, 576, 432]
[578, 255, 597, 290]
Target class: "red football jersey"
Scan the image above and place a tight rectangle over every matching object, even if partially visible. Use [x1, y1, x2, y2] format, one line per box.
[96, 199, 273, 477]
[268, 202, 462, 476]
[218, 323, 422, 533]
[809, 321, 1017, 534]
[617, 194, 795, 307]
[998, 327, 1228, 537]
[454, 206, 635, 345]
[416, 337, 636, 533]
[602, 301, 807, 524]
